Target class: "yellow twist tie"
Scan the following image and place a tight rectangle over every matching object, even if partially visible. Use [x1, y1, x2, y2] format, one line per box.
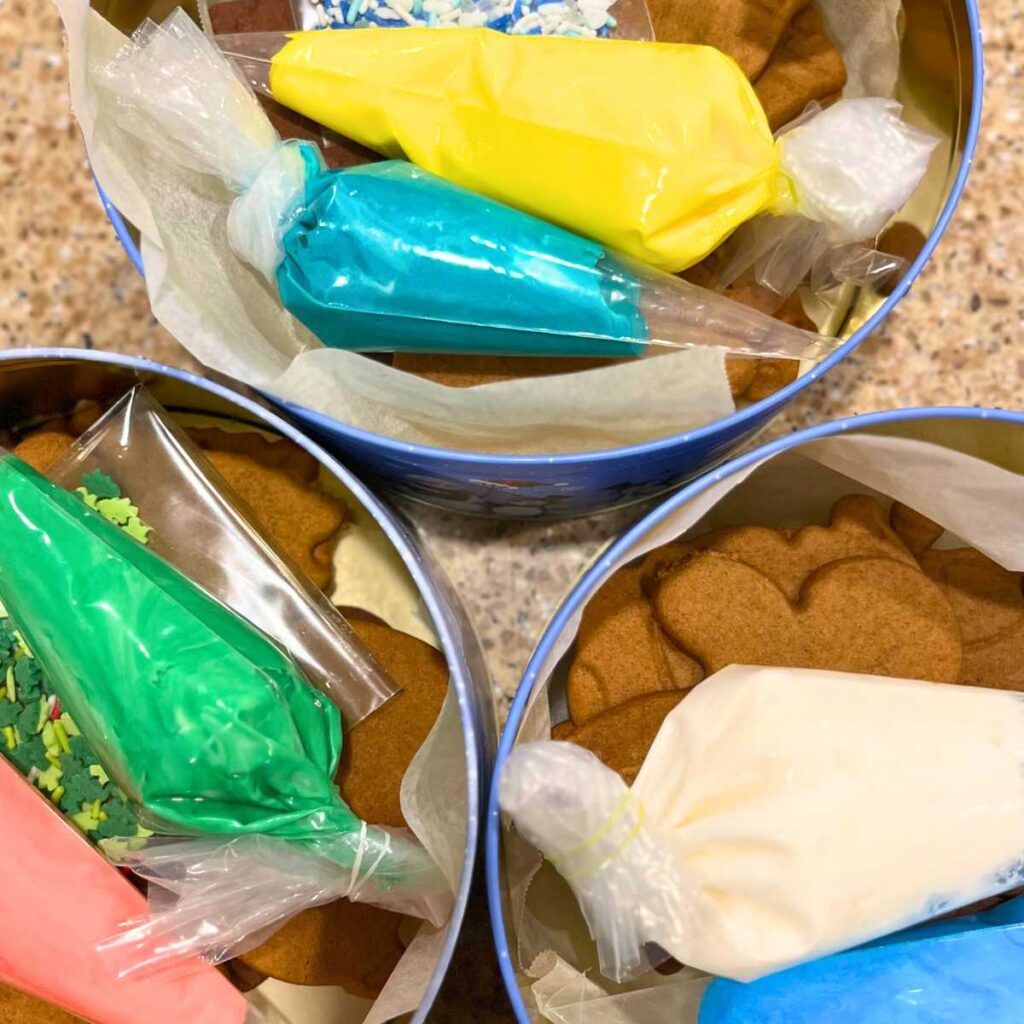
[549, 793, 644, 885]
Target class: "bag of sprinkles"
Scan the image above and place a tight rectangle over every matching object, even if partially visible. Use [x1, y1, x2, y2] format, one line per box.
[48, 385, 399, 728]
[276, 0, 654, 38]
[96, 11, 835, 365]
[0, 449, 448, 978]
[310, 0, 649, 37]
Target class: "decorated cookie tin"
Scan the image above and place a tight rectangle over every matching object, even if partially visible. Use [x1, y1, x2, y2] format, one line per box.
[487, 405, 1024, 1022]
[0, 347, 493, 1024]
[96, 0, 982, 519]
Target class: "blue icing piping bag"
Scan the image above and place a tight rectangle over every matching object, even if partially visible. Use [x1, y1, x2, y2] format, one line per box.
[97, 11, 835, 363]
[700, 895, 1024, 1024]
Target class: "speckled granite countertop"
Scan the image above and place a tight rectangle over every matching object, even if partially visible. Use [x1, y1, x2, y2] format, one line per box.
[0, 0, 1021, 1019]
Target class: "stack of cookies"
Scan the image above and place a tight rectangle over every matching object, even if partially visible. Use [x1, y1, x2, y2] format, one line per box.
[556, 494, 1024, 777]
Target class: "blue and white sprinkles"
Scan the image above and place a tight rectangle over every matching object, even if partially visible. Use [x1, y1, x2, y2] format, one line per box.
[309, 0, 619, 37]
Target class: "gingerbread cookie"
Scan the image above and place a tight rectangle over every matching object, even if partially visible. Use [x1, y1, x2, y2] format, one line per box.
[0, 984, 79, 1024]
[643, 494, 918, 601]
[567, 563, 701, 726]
[744, 358, 801, 402]
[12, 431, 75, 474]
[550, 719, 576, 740]
[919, 548, 1024, 691]
[725, 356, 758, 398]
[654, 551, 962, 681]
[397, 352, 774, 401]
[238, 899, 406, 998]
[391, 353, 622, 388]
[890, 501, 944, 555]
[568, 495, 919, 722]
[875, 223, 927, 296]
[207, 0, 292, 32]
[754, 5, 847, 131]
[555, 692, 685, 785]
[649, 0, 809, 79]
[187, 427, 348, 591]
[336, 613, 448, 827]
[693, 276, 813, 404]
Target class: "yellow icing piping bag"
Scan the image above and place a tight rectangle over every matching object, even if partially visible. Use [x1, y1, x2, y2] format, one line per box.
[219, 27, 939, 275]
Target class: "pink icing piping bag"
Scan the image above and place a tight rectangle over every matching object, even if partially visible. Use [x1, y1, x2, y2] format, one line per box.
[0, 758, 249, 1024]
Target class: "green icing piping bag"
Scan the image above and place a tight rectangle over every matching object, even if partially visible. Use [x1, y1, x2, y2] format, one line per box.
[0, 451, 447, 976]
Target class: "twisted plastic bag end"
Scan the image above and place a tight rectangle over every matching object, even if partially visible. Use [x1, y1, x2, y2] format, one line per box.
[780, 98, 940, 245]
[98, 11, 314, 282]
[717, 98, 937, 304]
[98, 10, 279, 193]
[499, 741, 689, 982]
[96, 830, 451, 980]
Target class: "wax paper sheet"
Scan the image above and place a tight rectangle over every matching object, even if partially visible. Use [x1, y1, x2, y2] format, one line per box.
[503, 420, 1024, 1023]
[819, 0, 903, 100]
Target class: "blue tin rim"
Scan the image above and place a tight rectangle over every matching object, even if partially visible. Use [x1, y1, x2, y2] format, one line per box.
[486, 402, 1024, 1024]
[0, 346, 481, 1024]
[97, 0, 984, 471]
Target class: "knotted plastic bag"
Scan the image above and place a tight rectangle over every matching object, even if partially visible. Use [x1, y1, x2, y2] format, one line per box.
[96, 11, 833, 364]
[0, 450, 447, 977]
[499, 666, 1024, 984]
[221, 27, 938, 275]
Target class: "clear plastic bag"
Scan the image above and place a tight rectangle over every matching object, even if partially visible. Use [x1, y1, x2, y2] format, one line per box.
[96, 12, 835, 364]
[499, 666, 1024, 985]
[711, 215, 907, 303]
[0, 448, 447, 977]
[217, 28, 938, 276]
[48, 386, 396, 727]
[99, 829, 449, 978]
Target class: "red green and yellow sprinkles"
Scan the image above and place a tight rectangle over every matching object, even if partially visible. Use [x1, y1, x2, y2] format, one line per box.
[0, 470, 152, 854]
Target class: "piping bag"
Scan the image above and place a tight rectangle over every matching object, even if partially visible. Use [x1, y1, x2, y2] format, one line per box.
[97, 12, 833, 363]
[699, 895, 1024, 1024]
[220, 27, 939, 275]
[499, 666, 1024, 984]
[0, 758, 255, 1024]
[0, 450, 448, 978]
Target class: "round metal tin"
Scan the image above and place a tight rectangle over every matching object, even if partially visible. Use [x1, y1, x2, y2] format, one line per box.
[487, 404, 1024, 1022]
[96, 0, 984, 518]
[0, 346, 493, 1022]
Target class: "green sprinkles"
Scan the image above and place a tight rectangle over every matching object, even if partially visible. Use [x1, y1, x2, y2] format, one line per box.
[81, 468, 121, 500]
[0, 470, 155, 854]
